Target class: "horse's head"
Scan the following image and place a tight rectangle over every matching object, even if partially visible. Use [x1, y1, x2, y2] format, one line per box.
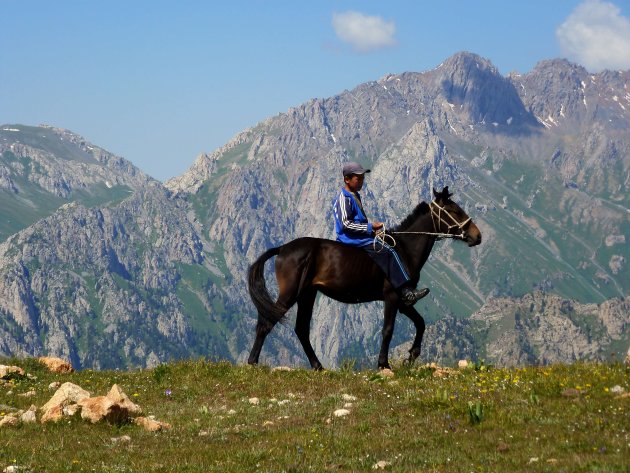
[431, 187, 482, 247]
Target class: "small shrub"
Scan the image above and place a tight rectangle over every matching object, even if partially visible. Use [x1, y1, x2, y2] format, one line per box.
[468, 400, 484, 424]
[152, 364, 170, 383]
[472, 359, 493, 372]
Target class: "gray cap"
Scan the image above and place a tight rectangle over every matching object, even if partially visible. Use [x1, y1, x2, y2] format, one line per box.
[342, 162, 371, 177]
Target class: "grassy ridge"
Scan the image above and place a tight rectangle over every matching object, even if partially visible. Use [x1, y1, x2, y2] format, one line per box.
[0, 359, 628, 472]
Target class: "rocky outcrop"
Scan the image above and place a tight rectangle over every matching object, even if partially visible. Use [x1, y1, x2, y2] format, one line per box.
[78, 384, 141, 424]
[466, 292, 630, 366]
[37, 357, 74, 373]
[0, 365, 25, 379]
[41, 382, 91, 422]
[0, 361, 166, 429]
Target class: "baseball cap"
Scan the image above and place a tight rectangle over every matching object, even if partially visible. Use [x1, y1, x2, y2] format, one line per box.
[342, 162, 371, 177]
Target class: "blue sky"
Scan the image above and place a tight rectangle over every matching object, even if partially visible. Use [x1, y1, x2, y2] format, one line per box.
[2, 1, 630, 181]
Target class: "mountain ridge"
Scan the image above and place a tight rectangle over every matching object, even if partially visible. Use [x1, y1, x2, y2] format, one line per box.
[0, 124, 153, 241]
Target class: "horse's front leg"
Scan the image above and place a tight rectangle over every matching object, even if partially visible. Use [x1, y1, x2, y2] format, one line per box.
[377, 299, 399, 370]
[399, 305, 426, 364]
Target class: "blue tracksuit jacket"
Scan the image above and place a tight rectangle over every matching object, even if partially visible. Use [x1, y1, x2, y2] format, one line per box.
[332, 187, 374, 246]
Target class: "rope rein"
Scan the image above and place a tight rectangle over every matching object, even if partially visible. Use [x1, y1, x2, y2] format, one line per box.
[372, 200, 470, 252]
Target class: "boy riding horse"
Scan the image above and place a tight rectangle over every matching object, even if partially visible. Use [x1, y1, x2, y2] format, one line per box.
[332, 162, 430, 306]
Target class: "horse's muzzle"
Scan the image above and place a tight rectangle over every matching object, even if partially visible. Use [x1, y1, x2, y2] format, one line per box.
[467, 234, 482, 247]
[464, 225, 482, 247]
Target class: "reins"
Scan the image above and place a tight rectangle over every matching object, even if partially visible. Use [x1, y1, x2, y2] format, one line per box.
[373, 200, 470, 251]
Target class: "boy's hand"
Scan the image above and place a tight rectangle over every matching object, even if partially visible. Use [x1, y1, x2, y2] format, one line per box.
[372, 221, 384, 231]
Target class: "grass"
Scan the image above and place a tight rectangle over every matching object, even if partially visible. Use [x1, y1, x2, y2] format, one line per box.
[0, 358, 628, 472]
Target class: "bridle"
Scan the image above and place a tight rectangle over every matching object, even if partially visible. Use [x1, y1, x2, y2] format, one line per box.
[373, 200, 471, 251]
[427, 200, 471, 239]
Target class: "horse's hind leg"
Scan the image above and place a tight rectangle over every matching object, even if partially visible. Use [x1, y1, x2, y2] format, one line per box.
[248, 316, 276, 365]
[248, 277, 299, 366]
[399, 305, 425, 364]
[294, 289, 323, 370]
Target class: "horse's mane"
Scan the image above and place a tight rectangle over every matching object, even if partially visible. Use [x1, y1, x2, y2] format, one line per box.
[390, 201, 431, 232]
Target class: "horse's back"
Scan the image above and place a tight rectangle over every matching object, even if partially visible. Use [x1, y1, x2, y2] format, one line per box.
[277, 237, 384, 303]
[279, 237, 372, 265]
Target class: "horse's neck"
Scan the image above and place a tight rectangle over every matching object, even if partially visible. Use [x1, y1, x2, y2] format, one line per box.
[395, 212, 436, 278]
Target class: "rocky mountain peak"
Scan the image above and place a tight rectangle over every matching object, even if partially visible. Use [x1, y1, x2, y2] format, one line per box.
[426, 52, 538, 130]
[529, 58, 588, 80]
[511, 58, 630, 130]
[441, 51, 499, 75]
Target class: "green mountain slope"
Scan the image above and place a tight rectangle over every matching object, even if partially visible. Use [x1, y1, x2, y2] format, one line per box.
[0, 124, 152, 241]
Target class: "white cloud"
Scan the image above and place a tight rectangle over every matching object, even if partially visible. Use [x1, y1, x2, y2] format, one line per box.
[556, 0, 630, 71]
[332, 11, 396, 53]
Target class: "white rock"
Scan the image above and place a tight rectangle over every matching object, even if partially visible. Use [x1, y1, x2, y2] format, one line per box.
[41, 382, 91, 415]
[341, 394, 357, 402]
[248, 397, 260, 405]
[372, 460, 391, 469]
[333, 409, 350, 418]
[0, 415, 19, 427]
[134, 416, 171, 432]
[458, 360, 469, 369]
[20, 406, 37, 424]
[610, 385, 625, 394]
[380, 368, 395, 378]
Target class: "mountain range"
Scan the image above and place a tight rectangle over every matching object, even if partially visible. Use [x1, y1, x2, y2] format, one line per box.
[1, 52, 628, 369]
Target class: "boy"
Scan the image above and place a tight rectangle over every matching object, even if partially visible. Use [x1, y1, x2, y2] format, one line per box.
[332, 162, 430, 305]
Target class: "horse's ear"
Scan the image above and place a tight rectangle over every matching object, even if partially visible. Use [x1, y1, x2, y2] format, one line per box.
[433, 186, 452, 201]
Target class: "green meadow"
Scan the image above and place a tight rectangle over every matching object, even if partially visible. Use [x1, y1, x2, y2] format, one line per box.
[0, 358, 628, 472]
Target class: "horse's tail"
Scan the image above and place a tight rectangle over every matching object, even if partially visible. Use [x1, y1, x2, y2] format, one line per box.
[248, 246, 287, 325]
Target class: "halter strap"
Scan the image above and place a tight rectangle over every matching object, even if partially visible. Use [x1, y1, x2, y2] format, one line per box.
[374, 200, 470, 250]
[428, 200, 471, 237]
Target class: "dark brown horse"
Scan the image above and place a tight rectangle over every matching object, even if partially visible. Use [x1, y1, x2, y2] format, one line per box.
[247, 187, 481, 370]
